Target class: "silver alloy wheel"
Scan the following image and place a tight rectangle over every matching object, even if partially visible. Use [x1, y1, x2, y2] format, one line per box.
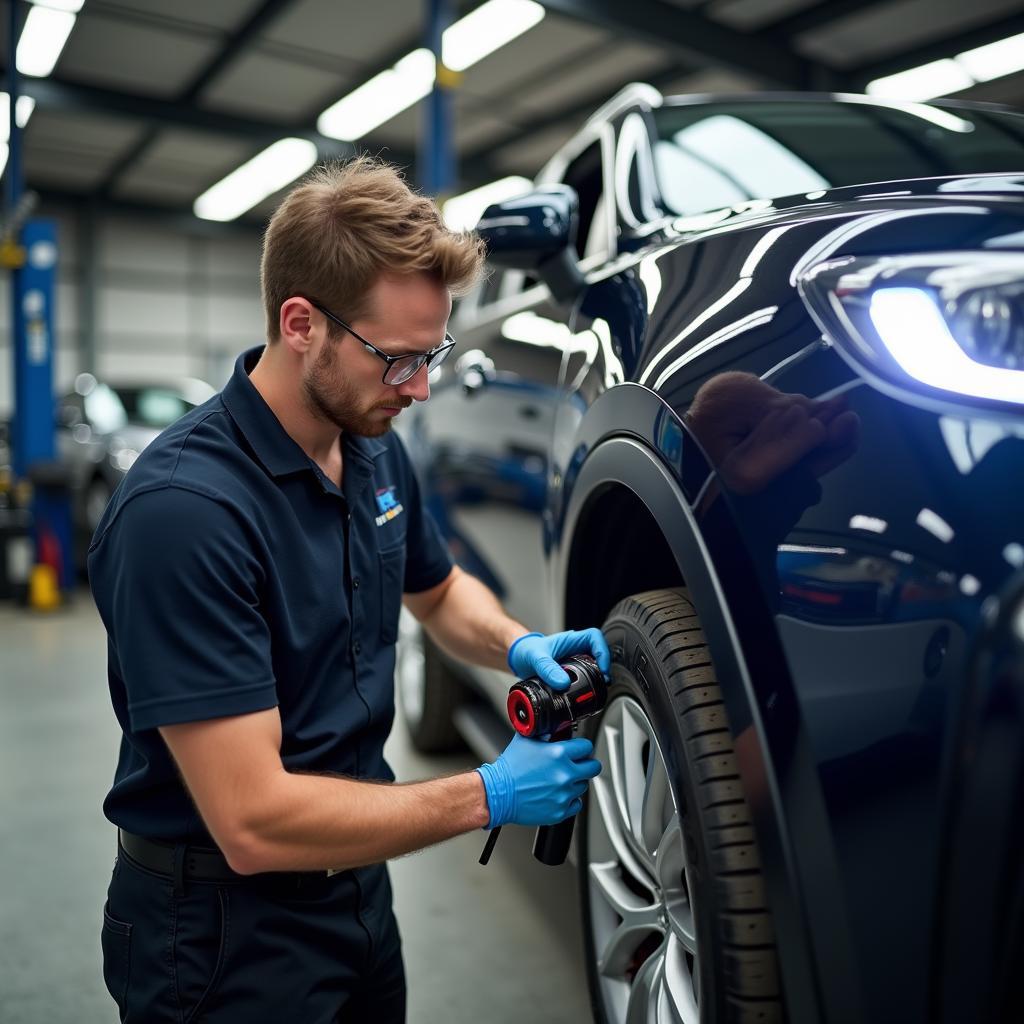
[396, 609, 426, 728]
[587, 694, 700, 1024]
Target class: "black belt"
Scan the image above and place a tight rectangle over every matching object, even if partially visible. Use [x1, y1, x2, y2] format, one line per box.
[118, 829, 242, 883]
[117, 830, 345, 890]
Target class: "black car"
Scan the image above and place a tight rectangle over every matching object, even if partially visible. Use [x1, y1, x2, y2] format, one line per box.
[396, 86, 1024, 1024]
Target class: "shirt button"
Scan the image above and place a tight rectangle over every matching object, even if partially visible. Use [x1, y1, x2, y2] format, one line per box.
[353, 641, 362, 655]
[353, 577, 360, 589]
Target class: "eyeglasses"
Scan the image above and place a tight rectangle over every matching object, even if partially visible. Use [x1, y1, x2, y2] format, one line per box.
[312, 302, 456, 386]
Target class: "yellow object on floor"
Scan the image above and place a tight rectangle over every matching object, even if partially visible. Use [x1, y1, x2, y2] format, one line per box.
[29, 563, 61, 611]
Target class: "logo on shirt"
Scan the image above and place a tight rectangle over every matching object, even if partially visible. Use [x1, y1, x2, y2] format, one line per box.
[375, 486, 404, 527]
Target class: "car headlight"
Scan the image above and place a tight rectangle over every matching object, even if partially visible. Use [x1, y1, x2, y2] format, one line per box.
[798, 252, 1024, 411]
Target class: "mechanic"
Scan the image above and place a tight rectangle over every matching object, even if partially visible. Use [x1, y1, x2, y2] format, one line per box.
[88, 156, 608, 1024]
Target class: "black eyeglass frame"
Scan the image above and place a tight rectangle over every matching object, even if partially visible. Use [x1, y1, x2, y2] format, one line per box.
[311, 302, 456, 385]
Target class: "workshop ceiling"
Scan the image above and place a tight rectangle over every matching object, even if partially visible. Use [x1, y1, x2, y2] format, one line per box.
[3, 0, 1024, 228]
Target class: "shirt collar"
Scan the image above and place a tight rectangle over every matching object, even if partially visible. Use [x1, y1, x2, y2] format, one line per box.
[222, 346, 387, 480]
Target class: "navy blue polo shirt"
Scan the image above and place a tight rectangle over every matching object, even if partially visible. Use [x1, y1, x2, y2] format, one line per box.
[89, 346, 453, 843]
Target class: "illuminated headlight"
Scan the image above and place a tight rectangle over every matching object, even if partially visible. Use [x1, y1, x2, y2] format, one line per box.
[798, 253, 1024, 409]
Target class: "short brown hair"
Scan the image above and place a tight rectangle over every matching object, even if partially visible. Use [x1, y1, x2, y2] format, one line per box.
[260, 156, 486, 340]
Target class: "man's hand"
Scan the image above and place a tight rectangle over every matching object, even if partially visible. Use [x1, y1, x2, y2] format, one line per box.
[507, 628, 612, 690]
[686, 371, 860, 496]
[477, 733, 602, 828]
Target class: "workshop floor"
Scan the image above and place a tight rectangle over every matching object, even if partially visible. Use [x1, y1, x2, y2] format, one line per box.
[0, 594, 592, 1024]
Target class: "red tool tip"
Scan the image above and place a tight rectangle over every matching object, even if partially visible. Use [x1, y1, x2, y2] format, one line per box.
[507, 689, 536, 736]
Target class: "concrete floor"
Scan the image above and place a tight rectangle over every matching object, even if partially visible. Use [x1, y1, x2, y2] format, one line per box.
[0, 594, 591, 1023]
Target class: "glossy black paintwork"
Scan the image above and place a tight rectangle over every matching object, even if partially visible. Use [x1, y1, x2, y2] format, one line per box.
[406, 153, 1024, 1022]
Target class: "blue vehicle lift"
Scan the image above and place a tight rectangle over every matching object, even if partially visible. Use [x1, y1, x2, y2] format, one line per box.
[5, 2, 73, 596]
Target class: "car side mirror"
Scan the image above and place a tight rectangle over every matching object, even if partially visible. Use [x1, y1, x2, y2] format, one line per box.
[476, 185, 585, 305]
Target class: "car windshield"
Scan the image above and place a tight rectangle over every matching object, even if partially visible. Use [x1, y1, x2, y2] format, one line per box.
[112, 387, 197, 429]
[652, 99, 1024, 217]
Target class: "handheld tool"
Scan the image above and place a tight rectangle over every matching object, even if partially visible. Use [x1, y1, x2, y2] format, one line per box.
[479, 653, 608, 866]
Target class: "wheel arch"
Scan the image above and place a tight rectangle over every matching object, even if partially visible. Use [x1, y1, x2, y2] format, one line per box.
[559, 435, 844, 1023]
[564, 483, 682, 631]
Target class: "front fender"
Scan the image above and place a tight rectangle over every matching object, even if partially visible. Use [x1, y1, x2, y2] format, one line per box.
[558, 431, 866, 1024]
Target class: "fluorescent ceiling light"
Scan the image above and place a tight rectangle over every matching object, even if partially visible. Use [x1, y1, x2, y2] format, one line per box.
[17, 5, 78, 78]
[916, 508, 954, 543]
[194, 138, 318, 222]
[957, 32, 1024, 83]
[1, 93, 37, 143]
[867, 32, 1024, 101]
[318, 49, 434, 141]
[849, 514, 887, 534]
[442, 175, 531, 231]
[867, 59, 973, 101]
[32, 0, 85, 10]
[837, 93, 973, 133]
[30, 0, 85, 11]
[318, 0, 544, 141]
[443, 0, 545, 72]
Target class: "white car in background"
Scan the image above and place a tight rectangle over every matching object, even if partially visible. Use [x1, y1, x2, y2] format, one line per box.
[57, 374, 216, 565]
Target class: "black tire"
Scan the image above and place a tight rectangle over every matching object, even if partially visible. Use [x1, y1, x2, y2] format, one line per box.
[580, 587, 782, 1024]
[396, 615, 467, 754]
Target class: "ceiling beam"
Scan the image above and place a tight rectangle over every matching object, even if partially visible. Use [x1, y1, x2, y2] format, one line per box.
[536, 0, 833, 89]
[9, 73, 501, 210]
[6, 74, 359, 155]
[849, 11, 1024, 87]
[98, 0, 302, 197]
[763, 0, 892, 42]
[36, 188, 266, 237]
[462, 58, 685, 175]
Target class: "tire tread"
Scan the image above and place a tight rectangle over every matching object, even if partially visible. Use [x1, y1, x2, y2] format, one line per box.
[599, 587, 782, 1023]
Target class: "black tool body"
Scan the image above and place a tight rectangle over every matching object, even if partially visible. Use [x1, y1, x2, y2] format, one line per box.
[506, 654, 608, 866]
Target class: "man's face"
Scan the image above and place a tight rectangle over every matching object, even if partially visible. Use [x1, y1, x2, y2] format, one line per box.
[302, 272, 451, 437]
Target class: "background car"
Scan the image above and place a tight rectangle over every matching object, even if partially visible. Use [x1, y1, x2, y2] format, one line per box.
[396, 86, 1024, 1024]
[57, 374, 216, 564]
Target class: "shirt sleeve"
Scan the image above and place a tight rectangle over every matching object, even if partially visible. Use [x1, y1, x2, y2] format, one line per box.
[88, 486, 278, 732]
[393, 437, 454, 594]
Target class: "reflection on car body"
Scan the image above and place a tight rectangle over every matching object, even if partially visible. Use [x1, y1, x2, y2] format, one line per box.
[397, 86, 1024, 1023]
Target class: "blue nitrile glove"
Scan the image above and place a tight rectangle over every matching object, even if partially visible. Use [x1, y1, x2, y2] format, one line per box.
[507, 628, 612, 690]
[476, 732, 602, 829]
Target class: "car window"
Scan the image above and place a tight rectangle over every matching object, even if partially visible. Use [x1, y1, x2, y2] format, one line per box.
[562, 139, 608, 262]
[653, 100, 1024, 216]
[617, 111, 660, 228]
[115, 387, 196, 429]
[654, 116, 828, 215]
[84, 385, 127, 434]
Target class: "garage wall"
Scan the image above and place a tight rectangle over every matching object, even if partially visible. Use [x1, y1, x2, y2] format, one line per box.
[0, 204, 265, 415]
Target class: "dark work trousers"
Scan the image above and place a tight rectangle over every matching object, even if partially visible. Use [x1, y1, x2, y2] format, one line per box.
[101, 844, 406, 1023]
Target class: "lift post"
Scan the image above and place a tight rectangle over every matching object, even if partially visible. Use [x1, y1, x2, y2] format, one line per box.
[421, 0, 458, 200]
[6, 1, 73, 599]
